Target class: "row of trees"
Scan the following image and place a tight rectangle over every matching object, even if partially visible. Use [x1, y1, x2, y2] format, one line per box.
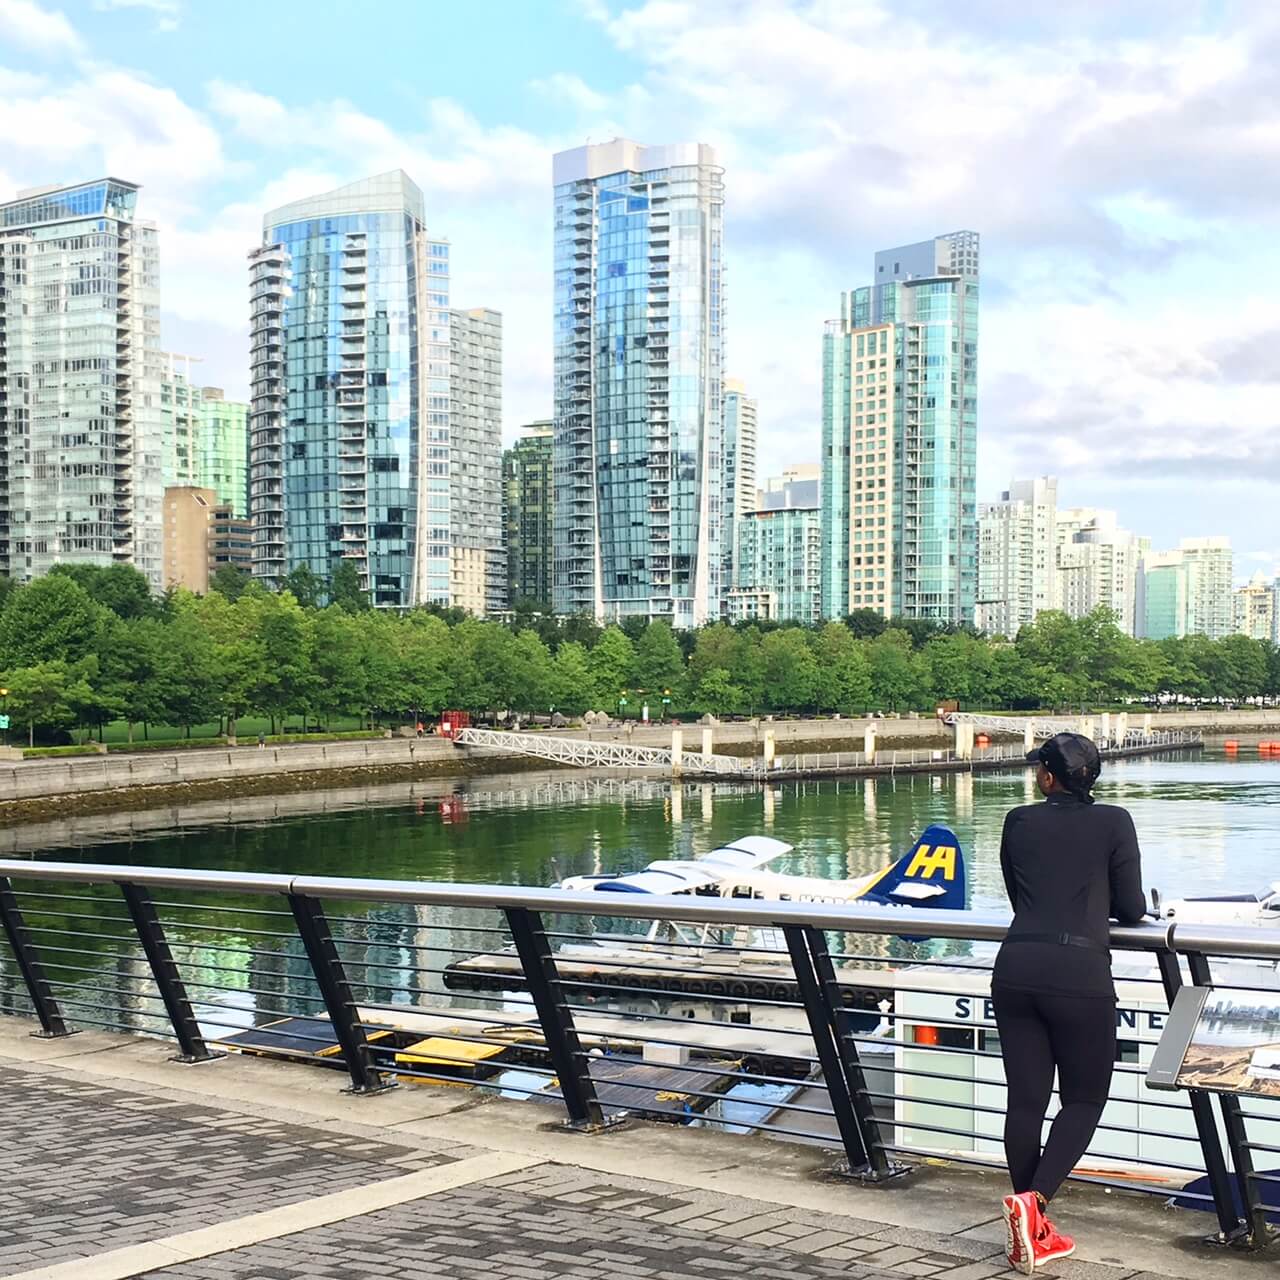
[1, 565, 1279, 746]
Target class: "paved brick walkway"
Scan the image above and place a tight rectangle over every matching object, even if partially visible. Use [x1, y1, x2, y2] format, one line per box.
[0, 1065, 457, 1274]
[0, 1029, 1260, 1280]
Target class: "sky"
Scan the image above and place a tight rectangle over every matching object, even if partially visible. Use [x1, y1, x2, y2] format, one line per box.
[2, 0, 1279, 580]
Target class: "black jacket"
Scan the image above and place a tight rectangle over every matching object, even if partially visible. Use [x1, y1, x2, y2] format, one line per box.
[992, 792, 1146, 998]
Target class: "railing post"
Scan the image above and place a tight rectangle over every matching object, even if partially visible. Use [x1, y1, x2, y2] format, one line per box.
[1155, 949, 1246, 1245]
[505, 906, 613, 1131]
[784, 923, 904, 1182]
[1185, 950, 1272, 1248]
[117, 883, 222, 1064]
[0, 877, 74, 1038]
[287, 893, 391, 1094]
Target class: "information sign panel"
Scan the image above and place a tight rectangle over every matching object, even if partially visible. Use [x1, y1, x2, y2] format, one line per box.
[1149, 984, 1280, 1098]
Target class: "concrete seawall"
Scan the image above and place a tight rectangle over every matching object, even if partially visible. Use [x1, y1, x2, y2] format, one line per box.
[0, 706, 1255, 822]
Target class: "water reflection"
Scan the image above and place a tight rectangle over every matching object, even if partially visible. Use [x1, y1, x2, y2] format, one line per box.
[2, 750, 1274, 1048]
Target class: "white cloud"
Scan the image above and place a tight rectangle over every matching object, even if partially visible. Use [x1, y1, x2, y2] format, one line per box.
[530, 72, 609, 113]
[0, 67, 224, 204]
[93, 0, 180, 31]
[575, 0, 1280, 538]
[0, 0, 82, 55]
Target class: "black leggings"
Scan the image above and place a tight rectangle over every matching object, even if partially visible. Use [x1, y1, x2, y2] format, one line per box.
[992, 986, 1116, 1201]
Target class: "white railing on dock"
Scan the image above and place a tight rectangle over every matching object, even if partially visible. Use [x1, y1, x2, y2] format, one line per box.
[453, 727, 754, 777]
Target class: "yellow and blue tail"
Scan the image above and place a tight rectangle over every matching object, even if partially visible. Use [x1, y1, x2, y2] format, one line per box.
[859, 824, 966, 912]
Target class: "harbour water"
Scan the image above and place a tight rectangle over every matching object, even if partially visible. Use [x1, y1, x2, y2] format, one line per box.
[1, 747, 1276, 1042]
[12, 747, 1277, 906]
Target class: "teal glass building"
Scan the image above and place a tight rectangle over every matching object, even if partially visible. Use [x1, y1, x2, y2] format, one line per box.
[552, 139, 724, 627]
[822, 232, 979, 623]
[250, 172, 450, 607]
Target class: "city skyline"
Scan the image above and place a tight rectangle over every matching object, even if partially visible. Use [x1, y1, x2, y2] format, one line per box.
[3, 1, 1279, 577]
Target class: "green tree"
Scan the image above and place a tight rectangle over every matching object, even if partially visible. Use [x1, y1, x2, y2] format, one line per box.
[210, 563, 251, 601]
[923, 632, 994, 706]
[309, 607, 372, 726]
[508, 629, 556, 715]
[588, 626, 636, 709]
[1015, 611, 1090, 707]
[250, 592, 314, 730]
[394, 612, 450, 719]
[0, 574, 104, 667]
[761, 629, 820, 712]
[329, 559, 370, 613]
[282, 563, 324, 609]
[633, 621, 684, 695]
[813, 623, 873, 713]
[155, 604, 221, 736]
[0, 574, 13, 612]
[551, 641, 593, 715]
[867, 629, 926, 710]
[1215, 634, 1269, 698]
[844, 608, 888, 639]
[49, 563, 155, 620]
[695, 667, 744, 717]
[0, 660, 94, 747]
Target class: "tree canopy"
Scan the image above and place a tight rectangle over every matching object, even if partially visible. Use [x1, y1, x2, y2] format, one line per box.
[0, 568, 1273, 747]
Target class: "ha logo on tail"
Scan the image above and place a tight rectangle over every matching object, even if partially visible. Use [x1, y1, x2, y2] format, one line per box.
[854, 824, 967, 911]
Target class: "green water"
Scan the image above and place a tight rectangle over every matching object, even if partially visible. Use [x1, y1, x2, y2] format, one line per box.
[3, 749, 1276, 1037]
[22, 749, 1279, 903]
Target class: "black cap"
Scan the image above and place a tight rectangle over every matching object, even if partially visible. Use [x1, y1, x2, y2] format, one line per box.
[1027, 732, 1102, 791]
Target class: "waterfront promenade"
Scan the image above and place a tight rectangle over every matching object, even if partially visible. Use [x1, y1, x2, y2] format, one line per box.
[0, 1018, 1266, 1280]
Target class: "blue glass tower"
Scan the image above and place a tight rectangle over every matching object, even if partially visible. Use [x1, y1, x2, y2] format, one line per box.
[250, 172, 450, 607]
[552, 140, 724, 627]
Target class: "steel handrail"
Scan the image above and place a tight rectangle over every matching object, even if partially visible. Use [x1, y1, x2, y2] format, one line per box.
[0, 859, 1276, 959]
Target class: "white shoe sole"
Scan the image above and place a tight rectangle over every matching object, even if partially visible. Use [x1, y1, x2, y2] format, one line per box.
[1003, 1195, 1035, 1275]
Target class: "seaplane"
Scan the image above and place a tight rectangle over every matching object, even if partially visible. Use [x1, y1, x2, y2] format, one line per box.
[1152, 884, 1280, 930]
[554, 824, 966, 911]
[553, 825, 966, 950]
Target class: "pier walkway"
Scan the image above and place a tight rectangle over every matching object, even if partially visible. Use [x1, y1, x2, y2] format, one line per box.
[0, 1019, 1262, 1280]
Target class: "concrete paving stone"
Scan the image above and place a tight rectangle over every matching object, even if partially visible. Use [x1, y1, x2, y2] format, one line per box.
[0, 1060, 446, 1273]
[137, 1185, 899, 1280]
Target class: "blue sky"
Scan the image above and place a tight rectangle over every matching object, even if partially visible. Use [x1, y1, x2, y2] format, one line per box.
[2, 0, 1279, 579]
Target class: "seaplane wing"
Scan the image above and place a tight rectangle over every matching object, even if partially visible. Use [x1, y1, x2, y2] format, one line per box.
[697, 836, 794, 873]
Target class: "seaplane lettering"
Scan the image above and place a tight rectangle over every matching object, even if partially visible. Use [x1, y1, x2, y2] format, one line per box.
[904, 844, 957, 882]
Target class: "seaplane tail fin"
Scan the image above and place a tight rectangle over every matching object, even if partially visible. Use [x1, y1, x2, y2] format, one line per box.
[857, 824, 966, 912]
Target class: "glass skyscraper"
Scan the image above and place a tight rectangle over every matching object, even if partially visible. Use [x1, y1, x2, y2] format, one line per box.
[449, 307, 504, 614]
[552, 139, 724, 627]
[249, 171, 451, 608]
[721, 377, 757, 606]
[196, 388, 249, 517]
[0, 178, 165, 587]
[822, 232, 979, 623]
[503, 421, 554, 610]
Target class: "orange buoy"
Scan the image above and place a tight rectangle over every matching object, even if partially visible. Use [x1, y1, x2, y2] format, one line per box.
[1224, 739, 1239, 752]
[975, 733, 990, 747]
[1261, 741, 1276, 753]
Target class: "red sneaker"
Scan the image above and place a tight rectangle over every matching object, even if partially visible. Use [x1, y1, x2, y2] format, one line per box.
[1033, 1218, 1075, 1268]
[1002, 1192, 1041, 1275]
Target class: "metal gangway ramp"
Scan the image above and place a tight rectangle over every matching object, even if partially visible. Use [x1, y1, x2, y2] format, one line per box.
[453, 726, 758, 777]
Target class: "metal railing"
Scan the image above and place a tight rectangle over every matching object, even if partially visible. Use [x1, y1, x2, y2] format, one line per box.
[0, 859, 1274, 1250]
